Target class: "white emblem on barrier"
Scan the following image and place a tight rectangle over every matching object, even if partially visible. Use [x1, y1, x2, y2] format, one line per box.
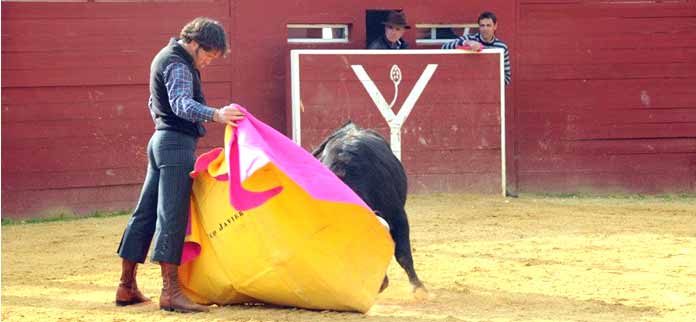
[388, 65, 402, 108]
[351, 64, 438, 160]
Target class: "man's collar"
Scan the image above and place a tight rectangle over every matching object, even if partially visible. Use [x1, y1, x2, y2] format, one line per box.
[383, 35, 401, 49]
[478, 34, 497, 44]
[170, 38, 195, 66]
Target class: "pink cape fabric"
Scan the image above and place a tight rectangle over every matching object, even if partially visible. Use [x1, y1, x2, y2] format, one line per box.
[181, 106, 369, 262]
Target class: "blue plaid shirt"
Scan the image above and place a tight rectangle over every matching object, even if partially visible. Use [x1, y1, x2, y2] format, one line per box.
[149, 62, 216, 122]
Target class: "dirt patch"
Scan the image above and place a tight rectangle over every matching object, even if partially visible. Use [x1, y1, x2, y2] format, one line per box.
[3, 194, 695, 321]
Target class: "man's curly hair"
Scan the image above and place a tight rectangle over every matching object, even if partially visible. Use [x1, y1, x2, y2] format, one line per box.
[180, 17, 229, 55]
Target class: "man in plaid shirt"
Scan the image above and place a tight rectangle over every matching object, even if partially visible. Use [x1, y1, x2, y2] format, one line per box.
[116, 17, 243, 313]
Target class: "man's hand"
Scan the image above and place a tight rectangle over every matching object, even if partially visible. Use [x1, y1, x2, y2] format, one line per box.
[213, 104, 245, 127]
[457, 40, 483, 51]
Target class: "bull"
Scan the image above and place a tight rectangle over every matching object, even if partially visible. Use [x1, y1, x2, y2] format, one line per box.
[312, 121, 427, 296]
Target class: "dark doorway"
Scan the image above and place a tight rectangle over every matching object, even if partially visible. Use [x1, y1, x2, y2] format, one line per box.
[366, 9, 402, 48]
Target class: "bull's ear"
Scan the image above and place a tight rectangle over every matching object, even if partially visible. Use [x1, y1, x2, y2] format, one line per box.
[310, 145, 324, 158]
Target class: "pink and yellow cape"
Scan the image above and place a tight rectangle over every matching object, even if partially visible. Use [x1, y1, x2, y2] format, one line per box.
[178, 107, 394, 313]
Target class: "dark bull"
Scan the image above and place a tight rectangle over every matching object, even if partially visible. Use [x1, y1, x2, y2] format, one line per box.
[312, 122, 427, 295]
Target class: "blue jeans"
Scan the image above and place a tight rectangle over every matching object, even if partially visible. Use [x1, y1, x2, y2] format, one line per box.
[117, 130, 197, 264]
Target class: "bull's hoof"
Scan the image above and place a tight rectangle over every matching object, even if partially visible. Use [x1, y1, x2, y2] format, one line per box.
[378, 276, 389, 293]
[413, 286, 429, 301]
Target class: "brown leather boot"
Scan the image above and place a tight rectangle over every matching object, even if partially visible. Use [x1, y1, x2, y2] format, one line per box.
[159, 262, 209, 313]
[115, 259, 151, 306]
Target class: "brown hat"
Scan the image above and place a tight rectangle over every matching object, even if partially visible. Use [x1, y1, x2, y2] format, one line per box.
[382, 11, 411, 29]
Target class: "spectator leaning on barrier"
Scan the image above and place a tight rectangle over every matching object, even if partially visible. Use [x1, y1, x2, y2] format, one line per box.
[442, 11, 511, 85]
[115, 17, 245, 313]
[368, 10, 410, 49]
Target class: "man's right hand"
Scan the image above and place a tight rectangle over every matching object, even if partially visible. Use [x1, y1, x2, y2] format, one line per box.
[459, 40, 483, 51]
[214, 104, 245, 127]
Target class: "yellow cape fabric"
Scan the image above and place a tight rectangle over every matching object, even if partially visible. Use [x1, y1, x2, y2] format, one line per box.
[179, 126, 394, 313]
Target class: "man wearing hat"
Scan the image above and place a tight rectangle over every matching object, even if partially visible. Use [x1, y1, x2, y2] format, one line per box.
[368, 10, 410, 49]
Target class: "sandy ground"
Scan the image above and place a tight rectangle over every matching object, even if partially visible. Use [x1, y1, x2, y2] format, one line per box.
[2, 194, 695, 322]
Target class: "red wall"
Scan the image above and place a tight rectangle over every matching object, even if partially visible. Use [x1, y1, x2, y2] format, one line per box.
[2, 0, 695, 218]
[515, 1, 696, 194]
[296, 52, 504, 193]
[1, 2, 237, 217]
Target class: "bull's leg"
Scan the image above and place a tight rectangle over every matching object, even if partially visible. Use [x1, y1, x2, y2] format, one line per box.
[390, 209, 426, 293]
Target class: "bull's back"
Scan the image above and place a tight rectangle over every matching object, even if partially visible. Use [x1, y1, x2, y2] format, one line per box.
[321, 130, 408, 212]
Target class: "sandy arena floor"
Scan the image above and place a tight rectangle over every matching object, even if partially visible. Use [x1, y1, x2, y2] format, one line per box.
[2, 194, 695, 322]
